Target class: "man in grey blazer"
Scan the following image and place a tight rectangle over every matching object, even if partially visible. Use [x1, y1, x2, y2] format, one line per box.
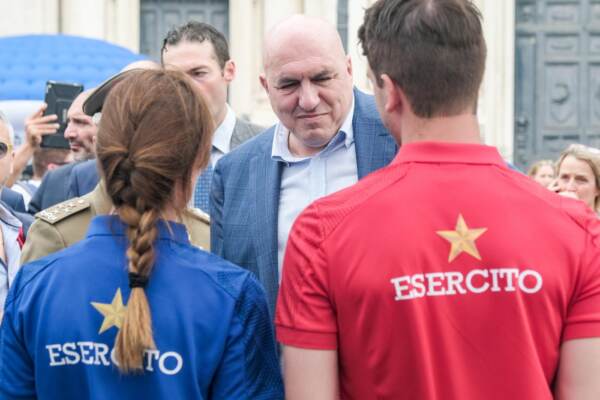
[161, 21, 262, 213]
[211, 16, 398, 316]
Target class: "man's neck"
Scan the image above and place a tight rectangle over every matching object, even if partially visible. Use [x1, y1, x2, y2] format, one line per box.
[213, 107, 227, 130]
[400, 113, 482, 145]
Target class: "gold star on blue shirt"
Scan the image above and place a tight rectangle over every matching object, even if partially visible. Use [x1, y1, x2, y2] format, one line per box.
[91, 288, 126, 334]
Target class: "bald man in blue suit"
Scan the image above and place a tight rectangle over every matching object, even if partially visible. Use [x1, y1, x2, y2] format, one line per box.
[210, 16, 398, 317]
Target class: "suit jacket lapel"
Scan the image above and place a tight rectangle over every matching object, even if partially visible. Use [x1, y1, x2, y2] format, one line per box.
[251, 136, 282, 311]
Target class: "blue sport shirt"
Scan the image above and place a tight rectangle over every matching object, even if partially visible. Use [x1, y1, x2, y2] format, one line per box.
[0, 215, 283, 400]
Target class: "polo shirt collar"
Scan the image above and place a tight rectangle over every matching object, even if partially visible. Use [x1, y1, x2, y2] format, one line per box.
[86, 215, 190, 245]
[212, 104, 236, 154]
[394, 141, 506, 167]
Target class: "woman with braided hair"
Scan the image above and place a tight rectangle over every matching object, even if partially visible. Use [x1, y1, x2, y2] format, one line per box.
[0, 69, 283, 399]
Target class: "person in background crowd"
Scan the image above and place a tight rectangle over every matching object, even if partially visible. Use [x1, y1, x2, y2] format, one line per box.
[0, 112, 28, 315]
[527, 159, 555, 188]
[552, 143, 600, 215]
[27, 61, 159, 215]
[65, 60, 161, 199]
[12, 147, 73, 206]
[161, 21, 263, 213]
[0, 69, 283, 399]
[276, 0, 600, 399]
[26, 89, 96, 214]
[21, 67, 210, 264]
[210, 15, 397, 317]
[6, 103, 61, 187]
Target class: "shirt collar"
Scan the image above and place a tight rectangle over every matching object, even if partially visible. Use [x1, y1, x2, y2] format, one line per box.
[212, 104, 236, 154]
[271, 94, 356, 163]
[393, 141, 507, 167]
[86, 215, 191, 246]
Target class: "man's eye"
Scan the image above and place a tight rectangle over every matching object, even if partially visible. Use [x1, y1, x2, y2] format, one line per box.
[314, 76, 331, 82]
[278, 82, 298, 90]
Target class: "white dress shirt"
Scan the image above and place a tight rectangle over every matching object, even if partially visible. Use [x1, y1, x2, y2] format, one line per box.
[272, 96, 357, 279]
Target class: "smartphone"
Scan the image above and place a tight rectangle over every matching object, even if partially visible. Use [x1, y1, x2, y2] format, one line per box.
[41, 81, 83, 149]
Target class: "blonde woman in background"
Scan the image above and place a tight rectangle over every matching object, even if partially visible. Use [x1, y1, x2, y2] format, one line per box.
[527, 160, 555, 188]
[551, 144, 600, 215]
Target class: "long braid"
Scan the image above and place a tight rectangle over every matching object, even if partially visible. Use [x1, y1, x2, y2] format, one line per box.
[114, 205, 159, 372]
[95, 69, 214, 374]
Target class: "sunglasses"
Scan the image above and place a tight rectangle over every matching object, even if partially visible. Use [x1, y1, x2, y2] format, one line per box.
[0, 142, 13, 159]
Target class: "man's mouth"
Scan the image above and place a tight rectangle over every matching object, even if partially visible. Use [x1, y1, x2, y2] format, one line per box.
[297, 113, 327, 120]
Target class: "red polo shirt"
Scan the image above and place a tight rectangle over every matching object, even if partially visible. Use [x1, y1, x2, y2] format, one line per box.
[276, 142, 600, 400]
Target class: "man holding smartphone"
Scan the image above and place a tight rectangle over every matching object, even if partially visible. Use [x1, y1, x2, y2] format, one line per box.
[27, 90, 96, 214]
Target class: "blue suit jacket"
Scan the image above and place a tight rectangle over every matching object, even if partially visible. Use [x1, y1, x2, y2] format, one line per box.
[27, 162, 81, 215]
[67, 159, 99, 198]
[1, 188, 26, 214]
[210, 89, 398, 316]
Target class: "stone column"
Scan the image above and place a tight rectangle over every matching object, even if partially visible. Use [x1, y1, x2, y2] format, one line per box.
[229, 0, 266, 122]
[476, 0, 516, 161]
[61, 0, 105, 39]
[0, 0, 59, 35]
[347, 0, 373, 93]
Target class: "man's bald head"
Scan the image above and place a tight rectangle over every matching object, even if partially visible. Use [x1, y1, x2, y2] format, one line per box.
[259, 15, 354, 157]
[263, 15, 346, 71]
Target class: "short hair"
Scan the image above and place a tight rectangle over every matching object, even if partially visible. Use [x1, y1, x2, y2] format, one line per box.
[556, 144, 600, 211]
[161, 21, 230, 69]
[527, 160, 555, 178]
[358, 0, 487, 118]
[32, 147, 71, 178]
[0, 110, 15, 144]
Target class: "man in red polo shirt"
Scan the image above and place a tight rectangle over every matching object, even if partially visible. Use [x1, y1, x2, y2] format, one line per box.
[275, 0, 600, 399]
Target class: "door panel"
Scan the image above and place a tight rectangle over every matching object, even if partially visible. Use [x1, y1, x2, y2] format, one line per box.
[140, 0, 229, 61]
[515, 0, 600, 169]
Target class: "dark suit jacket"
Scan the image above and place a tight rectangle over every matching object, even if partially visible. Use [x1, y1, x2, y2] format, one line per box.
[67, 159, 99, 198]
[65, 118, 263, 199]
[1, 187, 26, 213]
[210, 88, 398, 316]
[27, 162, 79, 215]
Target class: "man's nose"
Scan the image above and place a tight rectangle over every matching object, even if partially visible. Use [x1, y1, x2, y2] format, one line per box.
[64, 123, 75, 139]
[298, 82, 320, 111]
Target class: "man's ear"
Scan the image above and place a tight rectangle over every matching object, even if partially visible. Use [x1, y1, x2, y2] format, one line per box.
[346, 55, 353, 77]
[223, 60, 236, 82]
[381, 74, 402, 113]
[259, 74, 269, 92]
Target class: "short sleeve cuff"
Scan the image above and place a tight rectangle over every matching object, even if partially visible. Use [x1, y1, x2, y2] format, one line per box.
[276, 325, 338, 350]
[562, 322, 600, 342]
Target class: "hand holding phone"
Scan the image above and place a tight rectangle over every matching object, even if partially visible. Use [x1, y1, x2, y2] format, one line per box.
[41, 81, 83, 149]
[24, 103, 60, 147]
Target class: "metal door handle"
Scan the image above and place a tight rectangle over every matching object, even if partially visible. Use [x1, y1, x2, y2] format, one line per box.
[516, 115, 529, 128]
